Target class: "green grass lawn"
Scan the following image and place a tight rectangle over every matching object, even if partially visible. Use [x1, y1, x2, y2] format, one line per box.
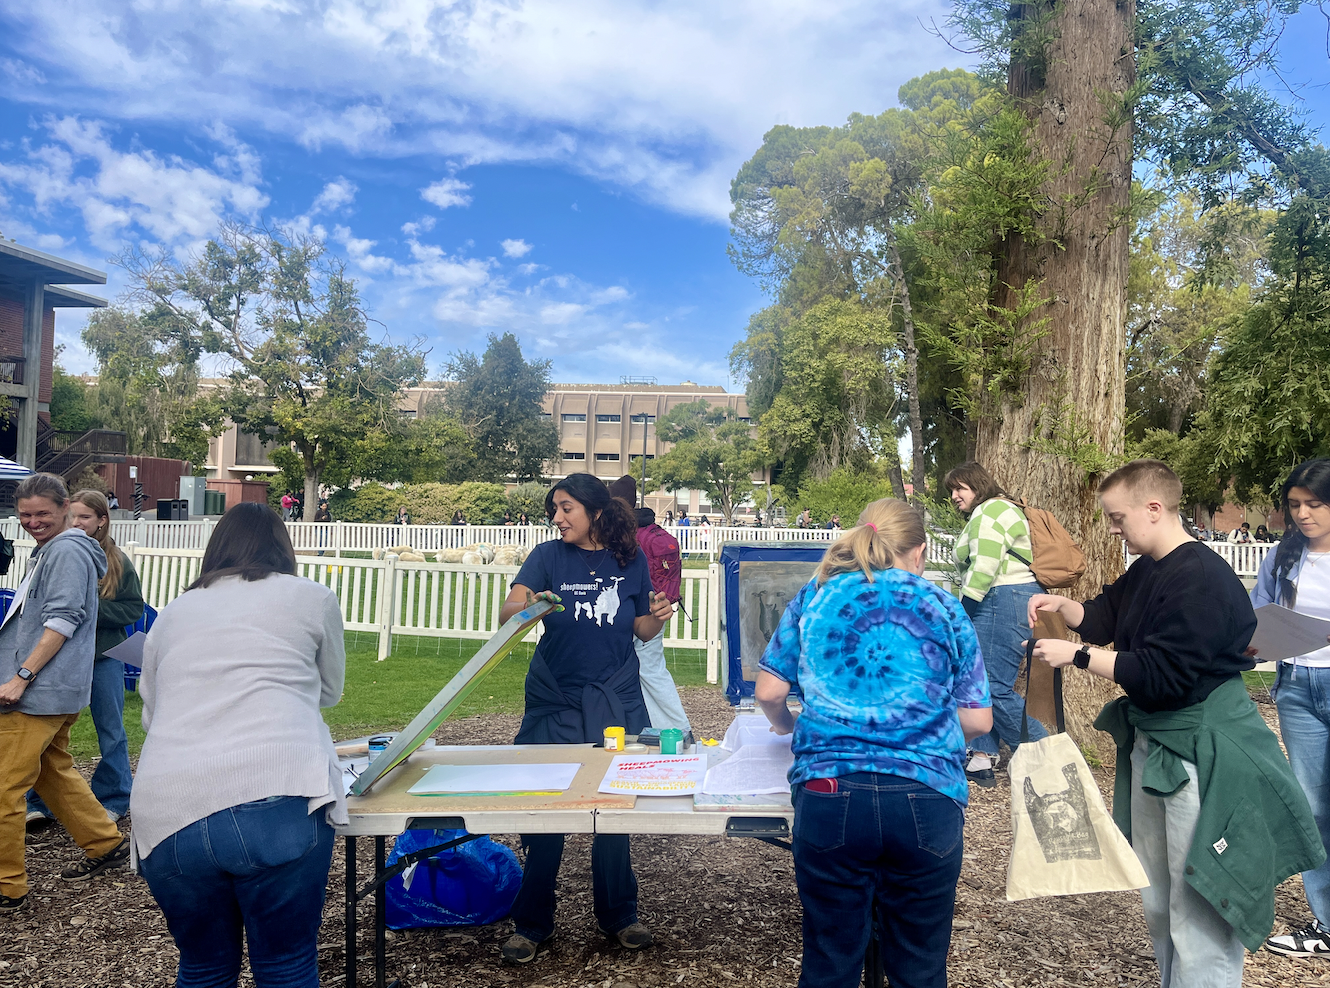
[68, 632, 714, 760]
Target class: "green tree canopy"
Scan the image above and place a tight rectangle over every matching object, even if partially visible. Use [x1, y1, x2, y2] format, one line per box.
[119, 224, 457, 506]
[443, 332, 560, 484]
[80, 306, 223, 467]
[653, 399, 764, 524]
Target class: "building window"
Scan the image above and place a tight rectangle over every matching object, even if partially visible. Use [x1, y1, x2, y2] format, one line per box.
[595, 452, 621, 461]
[540, 411, 552, 419]
[235, 431, 278, 467]
[596, 413, 621, 423]
[563, 451, 586, 460]
[738, 416, 752, 423]
[629, 414, 656, 424]
[562, 413, 587, 422]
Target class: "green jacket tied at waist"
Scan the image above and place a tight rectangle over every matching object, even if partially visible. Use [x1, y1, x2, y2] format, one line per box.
[1095, 677, 1324, 951]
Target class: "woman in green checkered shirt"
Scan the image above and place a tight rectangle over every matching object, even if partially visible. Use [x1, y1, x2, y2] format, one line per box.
[944, 461, 1050, 786]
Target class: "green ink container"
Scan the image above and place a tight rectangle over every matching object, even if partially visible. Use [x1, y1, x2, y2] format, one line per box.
[659, 728, 685, 754]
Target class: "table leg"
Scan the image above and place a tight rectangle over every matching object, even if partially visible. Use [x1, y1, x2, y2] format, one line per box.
[345, 836, 357, 988]
[863, 899, 884, 988]
[375, 836, 389, 988]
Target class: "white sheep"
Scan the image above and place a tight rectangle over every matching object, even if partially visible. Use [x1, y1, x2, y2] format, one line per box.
[437, 548, 466, 563]
[371, 547, 386, 560]
[461, 550, 485, 566]
[398, 550, 427, 562]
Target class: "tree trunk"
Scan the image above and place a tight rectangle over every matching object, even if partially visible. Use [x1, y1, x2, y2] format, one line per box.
[978, 0, 1136, 756]
[886, 240, 928, 498]
[887, 461, 907, 500]
[303, 447, 320, 526]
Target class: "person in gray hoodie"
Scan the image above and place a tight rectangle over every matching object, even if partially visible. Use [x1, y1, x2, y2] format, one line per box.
[0, 473, 128, 912]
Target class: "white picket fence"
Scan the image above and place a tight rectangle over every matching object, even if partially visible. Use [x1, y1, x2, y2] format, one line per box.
[0, 534, 725, 680]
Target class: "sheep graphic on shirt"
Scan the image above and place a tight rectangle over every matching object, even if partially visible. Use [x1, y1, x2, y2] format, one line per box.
[592, 577, 625, 626]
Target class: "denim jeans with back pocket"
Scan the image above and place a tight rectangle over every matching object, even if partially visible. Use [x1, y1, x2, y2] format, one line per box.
[791, 773, 964, 988]
[138, 794, 335, 988]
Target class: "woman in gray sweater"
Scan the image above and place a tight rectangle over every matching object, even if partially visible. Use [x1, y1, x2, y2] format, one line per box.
[131, 503, 346, 988]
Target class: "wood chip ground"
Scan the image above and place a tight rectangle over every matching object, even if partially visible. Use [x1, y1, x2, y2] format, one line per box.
[3, 686, 1327, 987]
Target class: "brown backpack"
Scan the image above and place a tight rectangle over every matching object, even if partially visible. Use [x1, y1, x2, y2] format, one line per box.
[1005, 499, 1086, 589]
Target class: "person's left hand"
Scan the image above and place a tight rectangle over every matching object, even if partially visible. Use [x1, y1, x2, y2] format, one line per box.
[0, 676, 28, 705]
[1025, 638, 1081, 669]
[648, 591, 674, 622]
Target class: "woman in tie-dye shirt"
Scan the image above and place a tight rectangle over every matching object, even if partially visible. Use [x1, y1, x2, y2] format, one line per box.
[756, 498, 991, 988]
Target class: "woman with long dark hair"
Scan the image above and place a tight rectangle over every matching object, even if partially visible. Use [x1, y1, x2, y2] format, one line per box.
[756, 498, 992, 988]
[1252, 459, 1330, 959]
[496, 473, 674, 964]
[944, 461, 1050, 786]
[131, 502, 346, 987]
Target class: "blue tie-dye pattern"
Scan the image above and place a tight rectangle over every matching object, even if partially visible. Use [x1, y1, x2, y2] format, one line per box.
[758, 568, 990, 805]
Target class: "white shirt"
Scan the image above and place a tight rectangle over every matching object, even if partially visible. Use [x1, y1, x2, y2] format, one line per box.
[1291, 551, 1330, 667]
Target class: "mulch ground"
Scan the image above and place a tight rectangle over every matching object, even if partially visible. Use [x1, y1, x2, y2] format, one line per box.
[4, 686, 1329, 988]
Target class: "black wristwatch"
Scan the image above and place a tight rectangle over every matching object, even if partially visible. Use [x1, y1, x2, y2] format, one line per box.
[1072, 647, 1092, 670]
[16, 667, 35, 682]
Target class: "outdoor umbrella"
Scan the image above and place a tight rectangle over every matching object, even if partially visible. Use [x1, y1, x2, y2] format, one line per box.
[0, 457, 32, 480]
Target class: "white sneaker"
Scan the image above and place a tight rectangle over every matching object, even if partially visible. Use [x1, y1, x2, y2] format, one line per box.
[106, 808, 123, 824]
[1266, 920, 1330, 957]
[25, 810, 53, 832]
[965, 753, 993, 773]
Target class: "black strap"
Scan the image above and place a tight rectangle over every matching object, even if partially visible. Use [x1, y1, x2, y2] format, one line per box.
[1020, 638, 1065, 743]
[1006, 546, 1033, 567]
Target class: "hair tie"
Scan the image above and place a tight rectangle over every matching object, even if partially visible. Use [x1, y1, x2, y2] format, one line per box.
[866, 523, 878, 534]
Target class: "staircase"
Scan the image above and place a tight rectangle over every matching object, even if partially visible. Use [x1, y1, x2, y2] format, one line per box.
[35, 426, 128, 481]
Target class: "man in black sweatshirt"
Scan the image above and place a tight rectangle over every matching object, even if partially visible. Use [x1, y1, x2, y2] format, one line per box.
[1026, 460, 1319, 987]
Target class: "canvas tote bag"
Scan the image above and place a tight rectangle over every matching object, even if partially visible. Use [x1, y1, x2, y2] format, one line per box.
[1006, 638, 1149, 901]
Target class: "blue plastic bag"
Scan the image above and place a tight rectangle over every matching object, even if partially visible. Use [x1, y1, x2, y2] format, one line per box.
[384, 829, 522, 930]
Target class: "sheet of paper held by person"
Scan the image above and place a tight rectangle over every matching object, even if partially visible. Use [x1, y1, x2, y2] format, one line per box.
[103, 630, 148, 665]
[1250, 604, 1330, 663]
[598, 754, 708, 795]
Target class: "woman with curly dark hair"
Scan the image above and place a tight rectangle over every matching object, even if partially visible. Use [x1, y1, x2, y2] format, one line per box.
[497, 472, 674, 965]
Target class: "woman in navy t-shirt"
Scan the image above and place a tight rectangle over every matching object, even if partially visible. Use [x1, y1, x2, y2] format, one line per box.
[497, 473, 674, 965]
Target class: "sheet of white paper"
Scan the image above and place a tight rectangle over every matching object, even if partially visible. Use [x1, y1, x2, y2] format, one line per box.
[103, 631, 148, 665]
[407, 762, 582, 795]
[701, 742, 794, 795]
[1251, 604, 1330, 664]
[598, 754, 708, 795]
[721, 712, 792, 751]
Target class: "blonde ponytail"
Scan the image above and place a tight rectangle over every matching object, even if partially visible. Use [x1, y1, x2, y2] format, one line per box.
[815, 498, 926, 583]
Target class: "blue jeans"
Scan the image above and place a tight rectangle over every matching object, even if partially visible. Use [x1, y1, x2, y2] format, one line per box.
[28, 656, 133, 818]
[962, 583, 1048, 756]
[1272, 662, 1330, 925]
[792, 773, 964, 988]
[139, 795, 335, 988]
[509, 833, 638, 942]
[635, 630, 692, 733]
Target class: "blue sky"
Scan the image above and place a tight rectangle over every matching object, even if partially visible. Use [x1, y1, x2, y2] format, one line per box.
[0, 2, 1325, 389]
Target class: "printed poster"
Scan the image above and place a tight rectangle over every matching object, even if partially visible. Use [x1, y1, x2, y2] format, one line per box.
[598, 754, 708, 796]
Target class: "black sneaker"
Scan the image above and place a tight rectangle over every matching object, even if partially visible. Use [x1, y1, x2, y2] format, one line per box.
[605, 922, 654, 950]
[60, 837, 130, 881]
[964, 752, 997, 788]
[500, 933, 545, 964]
[0, 893, 27, 913]
[25, 810, 53, 833]
[1266, 919, 1330, 957]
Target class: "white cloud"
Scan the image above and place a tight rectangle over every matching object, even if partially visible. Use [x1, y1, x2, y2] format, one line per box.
[3, 1, 967, 220]
[0, 116, 268, 249]
[516, 262, 541, 275]
[500, 238, 533, 258]
[332, 224, 393, 274]
[421, 178, 473, 209]
[401, 216, 436, 236]
[540, 302, 587, 325]
[312, 177, 358, 213]
[1, 58, 46, 85]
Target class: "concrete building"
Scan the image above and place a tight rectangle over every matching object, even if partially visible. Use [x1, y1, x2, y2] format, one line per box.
[205, 379, 764, 518]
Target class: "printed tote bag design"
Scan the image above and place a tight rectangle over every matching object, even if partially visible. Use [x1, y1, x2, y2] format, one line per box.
[1006, 638, 1149, 901]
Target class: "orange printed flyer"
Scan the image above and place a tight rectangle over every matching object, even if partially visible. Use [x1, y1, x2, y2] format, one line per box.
[598, 754, 708, 796]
